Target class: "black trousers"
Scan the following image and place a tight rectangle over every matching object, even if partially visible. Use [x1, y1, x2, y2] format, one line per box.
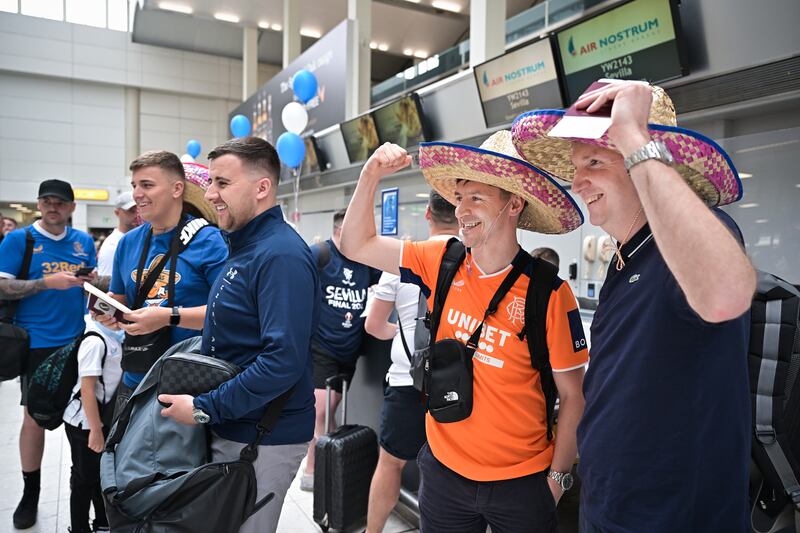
[417, 442, 558, 533]
[64, 423, 108, 532]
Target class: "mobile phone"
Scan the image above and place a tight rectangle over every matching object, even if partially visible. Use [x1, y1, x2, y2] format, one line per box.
[75, 266, 94, 277]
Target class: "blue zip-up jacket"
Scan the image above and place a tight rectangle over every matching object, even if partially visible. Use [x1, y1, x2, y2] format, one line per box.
[194, 206, 319, 445]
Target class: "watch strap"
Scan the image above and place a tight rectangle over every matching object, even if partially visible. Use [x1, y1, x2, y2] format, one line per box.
[623, 140, 674, 171]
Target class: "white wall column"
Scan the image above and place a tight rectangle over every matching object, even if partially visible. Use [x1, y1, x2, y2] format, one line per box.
[124, 87, 140, 166]
[346, 0, 371, 118]
[243, 26, 258, 101]
[469, 0, 505, 68]
[283, 0, 301, 67]
[73, 203, 88, 232]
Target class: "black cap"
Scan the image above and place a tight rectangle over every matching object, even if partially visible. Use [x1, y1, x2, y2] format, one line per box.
[38, 179, 74, 202]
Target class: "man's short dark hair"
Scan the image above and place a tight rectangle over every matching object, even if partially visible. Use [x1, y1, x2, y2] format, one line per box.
[531, 247, 560, 268]
[129, 150, 185, 180]
[207, 137, 281, 186]
[333, 210, 346, 229]
[429, 191, 457, 226]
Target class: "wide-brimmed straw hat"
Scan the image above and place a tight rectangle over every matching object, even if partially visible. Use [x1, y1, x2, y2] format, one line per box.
[419, 130, 583, 234]
[182, 162, 217, 224]
[510, 85, 742, 207]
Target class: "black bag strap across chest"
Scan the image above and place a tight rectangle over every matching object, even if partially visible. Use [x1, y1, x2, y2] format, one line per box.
[133, 217, 210, 309]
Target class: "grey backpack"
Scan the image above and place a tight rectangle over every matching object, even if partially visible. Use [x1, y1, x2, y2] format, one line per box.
[100, 337, 292, 532]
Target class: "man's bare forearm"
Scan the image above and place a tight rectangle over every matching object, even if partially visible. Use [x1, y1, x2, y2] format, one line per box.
[92, 275, 111, 292]
[0, 278, 48, 300]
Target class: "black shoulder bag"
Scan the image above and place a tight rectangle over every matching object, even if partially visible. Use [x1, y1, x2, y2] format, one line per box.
[0, 229, 36, 381]
[122, 217, 210, 373]
[425, 247, 531, 423]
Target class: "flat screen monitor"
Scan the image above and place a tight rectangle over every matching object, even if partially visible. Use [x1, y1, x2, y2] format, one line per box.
[473, 37, 563, 127]
[554, 0, 687, 103]
[340, 113, 380, 163]
[301, 135, 326, 175]
[373, 93, 429, 148]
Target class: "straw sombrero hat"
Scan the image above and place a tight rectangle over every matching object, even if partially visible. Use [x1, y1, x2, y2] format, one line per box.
[182, 162, 217, 225]
[419, 130, 583, 234]
[511, 85, 742, 207]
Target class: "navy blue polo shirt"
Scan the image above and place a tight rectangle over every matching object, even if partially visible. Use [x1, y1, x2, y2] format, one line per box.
[577, 209, 750, 532]
[311, 240, 381, 362]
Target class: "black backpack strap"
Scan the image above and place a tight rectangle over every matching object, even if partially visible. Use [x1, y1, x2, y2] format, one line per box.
[3, 229, 35, 321]
[240, 385, 296, 462]
[315, 241, 331, 272]
[751, 272, 800, 527]
[522, 257, 559, 440]
[464, 249, 530, 352]
[428, 238, 466, 347]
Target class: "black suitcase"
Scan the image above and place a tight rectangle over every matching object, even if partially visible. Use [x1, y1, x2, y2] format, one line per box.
[313, 374, 378, 532]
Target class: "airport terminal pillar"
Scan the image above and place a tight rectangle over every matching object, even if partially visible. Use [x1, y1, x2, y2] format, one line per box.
[347, 0, 371, 118]
[282, 0, 301, 67]
[72, 203, 88, 232]
[470, 0, 506, 68]
[124, 87, 140, 168]
[243, 26, 258, 101]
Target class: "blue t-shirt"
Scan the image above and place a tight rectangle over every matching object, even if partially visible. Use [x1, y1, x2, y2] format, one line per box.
[0, 223, 96, 348]
[311, 240, 381, 361]
[110, 218, 228, 386]
[577, 210, 750, 532]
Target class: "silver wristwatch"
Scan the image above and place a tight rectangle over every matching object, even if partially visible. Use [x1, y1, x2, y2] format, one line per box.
[192, 407, 211, 424]
[623, 140, 674, 171]
[548, 470, 574, 492]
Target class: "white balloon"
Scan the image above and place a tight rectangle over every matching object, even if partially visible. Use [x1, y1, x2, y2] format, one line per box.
[281, 102, 308, 134]
[180, 153, 195, 163]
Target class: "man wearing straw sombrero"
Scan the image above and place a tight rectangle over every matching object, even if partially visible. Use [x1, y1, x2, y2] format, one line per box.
[341, 131, 589, 532]
[512, 80, 756, 532]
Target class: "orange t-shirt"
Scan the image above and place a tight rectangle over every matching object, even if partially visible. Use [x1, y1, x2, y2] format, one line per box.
[401, 239, 589, 481]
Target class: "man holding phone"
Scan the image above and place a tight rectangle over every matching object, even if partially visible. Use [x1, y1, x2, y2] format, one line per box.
[0, 179, 97, 529]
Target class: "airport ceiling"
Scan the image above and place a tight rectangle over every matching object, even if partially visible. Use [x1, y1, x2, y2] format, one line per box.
[134, 0, 539, 83]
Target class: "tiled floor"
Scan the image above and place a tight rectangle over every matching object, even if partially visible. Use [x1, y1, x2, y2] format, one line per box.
[0, 381, 417, 533]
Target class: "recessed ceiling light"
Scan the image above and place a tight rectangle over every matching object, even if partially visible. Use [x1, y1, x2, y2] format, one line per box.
[431, 1, 462, 13]
[405, 0, 421, 3]
[271, 23, 282, 31]
[738, 203, 759, 208]
[258, 21, 270, 29]
[378, 43, 389, 52]
[755, 219, 768, 224]
[158, 2, 193, 14]
[403, 48, 414, 56]
[300, 28, 322, 38]
[739, 172, 752, 179]
[413, 50, 428, 59]
[9, 203, 22, 208]
[369, 42, 378, 49]
[214, 12, 239, 23]
[415, 193, 429, 198]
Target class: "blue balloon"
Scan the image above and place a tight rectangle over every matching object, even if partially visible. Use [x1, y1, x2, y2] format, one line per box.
[292, 70, 318, 104]
[276, 132, 306, 168]
[230, 114, 252, 138]
[186, 139, 201, 158]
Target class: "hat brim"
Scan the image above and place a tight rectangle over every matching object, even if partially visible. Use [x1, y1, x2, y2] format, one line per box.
[183, 182, 217, 225]
[511, 110, 743, 207]
[118, 201, 136, 210]
[419, 141, 583, 234]
[38, 193, 74, 202]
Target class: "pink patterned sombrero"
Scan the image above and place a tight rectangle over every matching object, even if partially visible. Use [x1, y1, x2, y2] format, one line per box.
[511, 85, 742, 207]
[182, 162, 218, 225]
[419, 130, 583, 234]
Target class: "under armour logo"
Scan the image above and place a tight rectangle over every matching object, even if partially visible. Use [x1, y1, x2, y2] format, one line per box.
[227, 268, 238, 280]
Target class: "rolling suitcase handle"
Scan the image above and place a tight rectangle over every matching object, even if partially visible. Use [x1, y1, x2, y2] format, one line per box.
[324, 373, 349, 434]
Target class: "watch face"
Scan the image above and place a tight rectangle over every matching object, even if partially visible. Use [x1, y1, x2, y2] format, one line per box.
[561, 473, 574, 491]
